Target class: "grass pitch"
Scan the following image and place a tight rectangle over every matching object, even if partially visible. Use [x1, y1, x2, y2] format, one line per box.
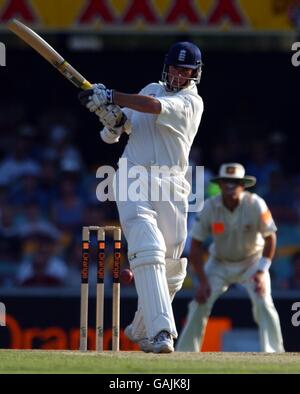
[0, 350, 299, 374]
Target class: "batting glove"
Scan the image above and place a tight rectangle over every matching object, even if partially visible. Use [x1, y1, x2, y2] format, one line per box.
[78, 83, 114, 112]
[88, 84, 114, 112]
[95, 105, 124, 129]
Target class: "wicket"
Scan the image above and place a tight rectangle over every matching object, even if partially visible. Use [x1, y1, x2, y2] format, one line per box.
[80, 225, 121, 352]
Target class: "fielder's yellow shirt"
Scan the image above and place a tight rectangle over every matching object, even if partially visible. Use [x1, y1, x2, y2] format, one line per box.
[191, 191, 277, 262]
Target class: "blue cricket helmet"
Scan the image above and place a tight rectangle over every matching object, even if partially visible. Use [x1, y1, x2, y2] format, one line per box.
[162, 41, 203, 91]
[165, 41, 202, 69]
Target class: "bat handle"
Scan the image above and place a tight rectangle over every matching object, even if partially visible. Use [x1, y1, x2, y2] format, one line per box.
[81, 80, 93, 90]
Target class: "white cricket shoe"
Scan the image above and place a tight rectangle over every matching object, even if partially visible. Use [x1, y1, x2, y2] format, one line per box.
[153, 331, 174, 353]
[124, 325, 153, 353]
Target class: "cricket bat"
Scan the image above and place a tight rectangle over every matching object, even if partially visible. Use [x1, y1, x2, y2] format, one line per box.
[7, 19, 92, 90]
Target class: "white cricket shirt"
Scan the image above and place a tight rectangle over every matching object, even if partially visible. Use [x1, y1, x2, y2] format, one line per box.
[122, 81, 203, 171]
[191, 192, 277, 262]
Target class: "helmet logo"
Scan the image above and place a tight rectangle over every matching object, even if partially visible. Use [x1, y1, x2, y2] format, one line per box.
[178, 49, 186, 62]
[226, 166, 236, 174]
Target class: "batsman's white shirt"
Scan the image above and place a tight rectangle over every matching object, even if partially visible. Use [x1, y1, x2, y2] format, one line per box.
[114, 82, 203, 340]
[116, 81, 204, 259]
[122, 81, 203, 170]
[191, 191, 277, 262]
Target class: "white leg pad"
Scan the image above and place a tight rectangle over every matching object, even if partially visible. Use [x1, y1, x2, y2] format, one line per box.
[131, 261, 177, 339]
[126, 219, 166, 265]
[129, 258, 187, 341]
[166, 258, 187, 301]
[128, 309, 145, 341]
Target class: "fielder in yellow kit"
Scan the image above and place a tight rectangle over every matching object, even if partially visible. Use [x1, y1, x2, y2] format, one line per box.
[176, 163, 284, 352]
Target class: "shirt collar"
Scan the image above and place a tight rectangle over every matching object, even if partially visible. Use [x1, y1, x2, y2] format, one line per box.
[216, 191, 246, 208]
[159, 80, 198, 95]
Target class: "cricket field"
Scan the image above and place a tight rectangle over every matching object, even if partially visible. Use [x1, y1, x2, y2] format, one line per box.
[0, 350, 299, 374]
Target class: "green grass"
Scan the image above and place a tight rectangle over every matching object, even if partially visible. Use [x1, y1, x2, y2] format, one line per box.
[0, 350, 300, 374]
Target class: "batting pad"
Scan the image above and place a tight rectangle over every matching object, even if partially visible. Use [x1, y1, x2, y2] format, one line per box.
[129, 258, 187, 341]
[127, 219, 166, 266]
[131, 262, 177, 339]
[166, 258, 187, 300]
[129, 304, 146, 341]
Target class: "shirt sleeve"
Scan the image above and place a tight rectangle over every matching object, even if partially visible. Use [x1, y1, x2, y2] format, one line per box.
[122, 107, 133, 121]
[255, 195, 277, 236]
[156, 94, 203, 132]
[121, 85, 151, 132]
[190, 200, 212, 242]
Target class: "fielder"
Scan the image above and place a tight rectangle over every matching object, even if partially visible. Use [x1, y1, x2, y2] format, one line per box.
[176, 163, 284, 352]
[78, 42, 204, 353]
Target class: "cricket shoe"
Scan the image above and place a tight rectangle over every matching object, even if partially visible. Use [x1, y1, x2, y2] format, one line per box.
[153, 331, 174, 354]
[124, 325, 154, 353]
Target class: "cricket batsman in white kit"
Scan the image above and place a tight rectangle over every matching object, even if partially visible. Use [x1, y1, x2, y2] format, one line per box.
[176, 163, 284, 352]
[78, 42, 204, 353]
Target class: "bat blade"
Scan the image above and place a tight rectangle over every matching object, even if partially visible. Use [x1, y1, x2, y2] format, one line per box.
[7, 19, 92, 90]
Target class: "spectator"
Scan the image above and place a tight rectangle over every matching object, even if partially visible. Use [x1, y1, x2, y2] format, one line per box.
[263, 170, 296, 224]
[289, 252, 300, 289]
[0, 234, 21, 286]
[9, 170, 43, 208]
[245, 141, 280, 195]
[0, 203, 17, 237]
[16, 226, 67, 287]
[44, 123, 83, 167]
[52, 177, 84, 233]
[0, 132, 40, 186]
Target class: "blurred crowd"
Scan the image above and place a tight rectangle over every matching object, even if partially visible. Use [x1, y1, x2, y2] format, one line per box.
[0, 120, 126, 288]
[0, 120, 299, 291]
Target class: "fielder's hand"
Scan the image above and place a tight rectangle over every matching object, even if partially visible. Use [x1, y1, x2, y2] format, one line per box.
[78, 83, 114, 112]
[195, 276, 211, 304]
[253, 271, 266, 296]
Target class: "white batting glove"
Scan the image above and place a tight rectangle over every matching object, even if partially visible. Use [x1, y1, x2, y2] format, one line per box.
[95, 105, 124, 129]
[100, 127, 121, 144]
[86, 84, 114, 112]
[98, 105, 131, 144]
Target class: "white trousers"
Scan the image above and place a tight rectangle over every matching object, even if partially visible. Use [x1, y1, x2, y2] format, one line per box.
[115, 168, 189, 339]
[176, 257, 285, 352]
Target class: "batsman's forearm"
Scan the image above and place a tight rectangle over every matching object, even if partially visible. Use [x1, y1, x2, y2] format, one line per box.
[113, 92, 161, 114]
[263, 233, 277, 259]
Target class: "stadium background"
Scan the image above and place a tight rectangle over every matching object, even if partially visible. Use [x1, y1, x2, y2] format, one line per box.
[0, 0, 299, 351]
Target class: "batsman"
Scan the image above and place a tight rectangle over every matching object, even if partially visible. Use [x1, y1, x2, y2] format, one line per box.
[78, 42, 204, 353]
